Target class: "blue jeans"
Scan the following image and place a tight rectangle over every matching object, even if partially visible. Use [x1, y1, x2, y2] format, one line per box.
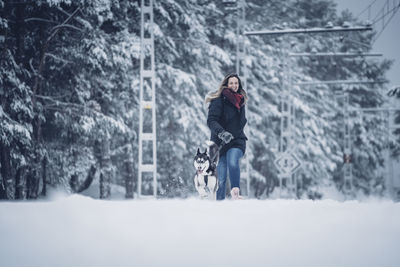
[216, 147, 243, 200]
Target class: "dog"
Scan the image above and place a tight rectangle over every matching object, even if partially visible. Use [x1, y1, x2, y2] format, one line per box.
[193, 141, 220, 200]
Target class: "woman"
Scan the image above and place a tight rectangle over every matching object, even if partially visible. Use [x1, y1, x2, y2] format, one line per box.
[206, 73, 248, 200]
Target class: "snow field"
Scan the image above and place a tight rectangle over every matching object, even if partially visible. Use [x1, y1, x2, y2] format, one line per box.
[0, 195, 399, 267]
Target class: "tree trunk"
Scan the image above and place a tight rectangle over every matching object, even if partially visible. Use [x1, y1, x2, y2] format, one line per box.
[98, 134, 112, 199]
[69, 165, 96, 193]
[0, 176, 5, 200]
[0, 143, 13, 200]
[40, 156, 47, 196]
[124, 140, 134, 199]
[69, 174, 79, 193]
[15, 167, 26, 199]
[77, 165, 96, 193]
[69, 148, 79, 193]
[27, 18, 45, 200]
[26, 167, 39, 199]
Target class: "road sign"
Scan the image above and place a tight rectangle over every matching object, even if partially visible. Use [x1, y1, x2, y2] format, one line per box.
[274, 152, 302, 175]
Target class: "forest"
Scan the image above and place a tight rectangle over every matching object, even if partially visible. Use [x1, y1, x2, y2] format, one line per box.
[1, 0, 399, 200]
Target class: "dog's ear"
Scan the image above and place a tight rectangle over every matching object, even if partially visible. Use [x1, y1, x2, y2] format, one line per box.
[204, 148, 207, 155]
[197, 148, 200, 155]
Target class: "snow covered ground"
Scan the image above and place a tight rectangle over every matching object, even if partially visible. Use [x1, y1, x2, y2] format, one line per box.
[1, 195, 399, 267]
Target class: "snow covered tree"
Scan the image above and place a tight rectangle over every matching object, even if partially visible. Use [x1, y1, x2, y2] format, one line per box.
[1, 0, 138, 199]
[1, 1, 34, 199]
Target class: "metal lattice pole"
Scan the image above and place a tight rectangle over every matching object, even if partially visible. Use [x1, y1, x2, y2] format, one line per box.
[244, 25, 372, 199]
[235, 0, 250, 197]
[386, 99, 400, 198]
[351, 105, 400, 198]
[138, 0, 157, 198]
[386, 109, 392, 197]
[290, 53, 384, 197]
[343, 93, 353, 194]
[277, 55, 297, 198]
[236, 0, 245, 76]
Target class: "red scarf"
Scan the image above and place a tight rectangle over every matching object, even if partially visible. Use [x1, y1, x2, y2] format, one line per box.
[222, 88, 244, 110]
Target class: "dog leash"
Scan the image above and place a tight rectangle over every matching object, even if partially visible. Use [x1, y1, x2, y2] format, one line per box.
[209, 140, 226, 164]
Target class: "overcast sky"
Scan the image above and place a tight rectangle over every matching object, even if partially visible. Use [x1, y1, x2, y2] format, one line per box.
[334, 0, 400, 89]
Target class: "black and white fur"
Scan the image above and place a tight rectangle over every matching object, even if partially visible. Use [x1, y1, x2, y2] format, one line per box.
[193, 141, 220, 200]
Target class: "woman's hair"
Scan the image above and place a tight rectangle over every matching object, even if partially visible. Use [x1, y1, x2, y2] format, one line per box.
[205, 73, 248, 104]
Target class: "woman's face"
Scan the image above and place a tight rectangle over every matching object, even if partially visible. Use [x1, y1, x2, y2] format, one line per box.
[227, 77, 239, 92]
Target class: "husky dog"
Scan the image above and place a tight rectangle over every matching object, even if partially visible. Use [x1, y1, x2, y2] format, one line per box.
[193, 141, 220, 200]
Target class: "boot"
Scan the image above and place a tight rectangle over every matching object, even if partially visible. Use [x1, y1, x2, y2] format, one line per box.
[231, 187, 241, 200]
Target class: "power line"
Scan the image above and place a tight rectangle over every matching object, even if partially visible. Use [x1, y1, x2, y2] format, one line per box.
[372, 1, 400, 43]
[372, 3, 400, 24]
[337, 1, 400, 47]
[356, 0, 379, 19]
[372, 0, 398, 21]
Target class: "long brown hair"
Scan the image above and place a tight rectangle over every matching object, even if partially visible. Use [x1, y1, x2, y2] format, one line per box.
[205, 73, 248, 104]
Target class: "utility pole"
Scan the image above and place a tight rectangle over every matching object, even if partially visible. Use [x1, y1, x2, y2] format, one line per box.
[350, 105, 400, 198]
[294, 74, 385, 196]
[236, 0, 250, 197]
[244, 25, 373, 198]
[138, 0, 157, 198]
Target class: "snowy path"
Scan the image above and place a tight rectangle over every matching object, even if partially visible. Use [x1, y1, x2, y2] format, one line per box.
[0, 195, 399, 267]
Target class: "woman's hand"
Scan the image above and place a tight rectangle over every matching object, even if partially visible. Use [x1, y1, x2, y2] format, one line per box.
[218, 131, 233, 144]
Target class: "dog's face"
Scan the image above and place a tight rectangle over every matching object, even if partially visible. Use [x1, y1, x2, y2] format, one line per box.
[194, 148, 210, 175]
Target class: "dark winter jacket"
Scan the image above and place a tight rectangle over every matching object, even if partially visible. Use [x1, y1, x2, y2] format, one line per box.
[207, 94, 247, 156]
